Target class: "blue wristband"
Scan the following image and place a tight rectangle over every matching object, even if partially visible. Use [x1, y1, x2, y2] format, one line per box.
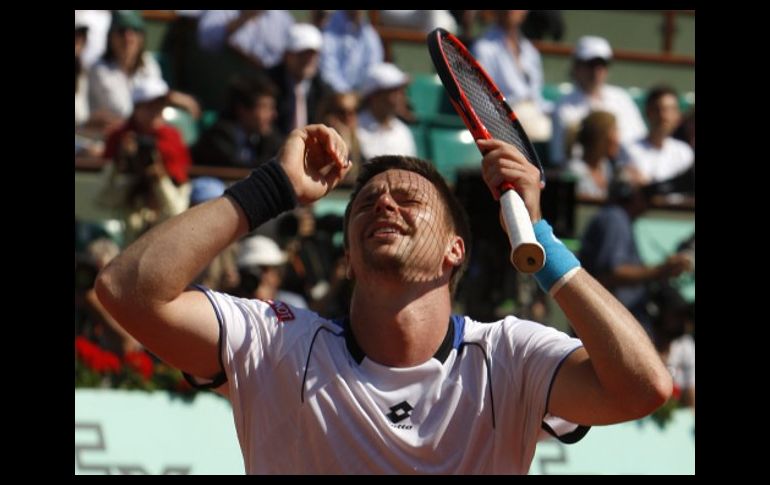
[533, 219, 581, 294]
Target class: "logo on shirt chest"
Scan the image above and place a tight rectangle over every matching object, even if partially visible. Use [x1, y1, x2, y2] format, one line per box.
[386, 401, 414, 429]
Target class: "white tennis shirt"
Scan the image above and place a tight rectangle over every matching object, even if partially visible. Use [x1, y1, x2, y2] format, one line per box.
[192, 287, 587, 474]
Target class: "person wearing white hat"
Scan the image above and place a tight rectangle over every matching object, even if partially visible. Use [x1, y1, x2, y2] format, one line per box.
[235, 235, 308, 308]
[549, 35, 647, 167]
[267, 23, 334, 136]
[356, 62, 417, 160]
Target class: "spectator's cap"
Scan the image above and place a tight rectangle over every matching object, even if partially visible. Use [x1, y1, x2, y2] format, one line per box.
[131, 77, 170, 104]
[190, 177, 226, 205]
[360, 63, 410, 98]
[111, 10, 145, 32]
[573, 35, 613, 62]
[286, 23, 323, 53]
[237, 236, 287, 268]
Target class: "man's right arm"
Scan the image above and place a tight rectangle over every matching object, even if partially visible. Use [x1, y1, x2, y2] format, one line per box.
[95, 125, 352, 381]
[95, 196, 250, 380]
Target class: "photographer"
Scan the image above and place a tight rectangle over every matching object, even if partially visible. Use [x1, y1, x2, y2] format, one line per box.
[99, 78, 192, 243]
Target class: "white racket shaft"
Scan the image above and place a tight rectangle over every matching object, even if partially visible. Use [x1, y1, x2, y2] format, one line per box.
[500, 189, 545, 274]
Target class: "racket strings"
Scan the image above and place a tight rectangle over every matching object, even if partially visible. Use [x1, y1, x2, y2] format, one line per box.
[441, 39, 537, 164]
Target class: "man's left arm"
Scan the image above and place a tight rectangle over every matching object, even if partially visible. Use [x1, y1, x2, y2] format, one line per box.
[478, 138, 671, 426]
[547, 269, 671, 425]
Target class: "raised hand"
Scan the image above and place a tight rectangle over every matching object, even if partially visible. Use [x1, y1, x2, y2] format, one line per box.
[477, 138, 544, 224]
[278, 124, 353, 206]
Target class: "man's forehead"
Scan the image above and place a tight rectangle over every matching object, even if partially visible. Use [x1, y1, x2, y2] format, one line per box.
[361, 169, 432, 192]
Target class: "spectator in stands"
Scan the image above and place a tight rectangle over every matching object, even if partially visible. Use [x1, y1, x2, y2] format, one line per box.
[579, 178, 692, 334]
[623, 85, 694, 186]
[75, 10, 111, 70]
[550, 36, 647, 167]
[650, 283, 695, 409]
[566, 111, 621, 199]
[673, 106, 695, 150]
[75, 17, 91, 128]
[320, 10, 384, 93]
[448, 10, 477, 45]
[196, 10, 295, 70]
[356, 63, 417, 160]
[75, 16, 110, 157]
[317, 91, 363, 185]
[190, 177, 240, 293]
[309, 10, 333, 30]
[377, 10, 458, 33]
[472, 10, 552, 141]
[76, 11, 127, 154]
[89, 10, 200, 122]
[267, 24, 334, 136]
[191, 75, 283, 168]
[99, 77, 192, 244]
[521, 10, 565, 41]
[277, 206, 339, 309]
[235, 235, 309, 309]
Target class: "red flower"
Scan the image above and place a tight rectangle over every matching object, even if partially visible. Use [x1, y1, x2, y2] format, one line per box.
[75, 337, 121, 374]
[124, 351, 154, 380]
[671, 383, 682, 401]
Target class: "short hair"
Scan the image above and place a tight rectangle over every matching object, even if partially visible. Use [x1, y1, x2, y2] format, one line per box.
[224, 75, 278, 120]
[645, 85, 679, 112]
[343, 156, 471, 295]
[577, 110, 617, 162]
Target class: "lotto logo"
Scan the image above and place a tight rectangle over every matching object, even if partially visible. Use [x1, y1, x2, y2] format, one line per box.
[267, 300, 295, 322]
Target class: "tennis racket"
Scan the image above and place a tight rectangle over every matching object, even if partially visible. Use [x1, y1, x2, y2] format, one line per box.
[427, 28, 545, 274]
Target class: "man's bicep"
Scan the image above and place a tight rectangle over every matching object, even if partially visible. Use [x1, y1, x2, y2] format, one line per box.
[139, 289, 224, 382]
[547, 348, 631, 426]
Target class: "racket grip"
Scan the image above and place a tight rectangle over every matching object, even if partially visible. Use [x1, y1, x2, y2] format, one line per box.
[499, 189, 545, 274]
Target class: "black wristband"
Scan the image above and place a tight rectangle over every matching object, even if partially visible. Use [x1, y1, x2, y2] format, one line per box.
[224, 159, 298, 231]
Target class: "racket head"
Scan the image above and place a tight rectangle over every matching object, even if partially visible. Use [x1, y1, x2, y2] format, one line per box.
[427, 28, 545, 185]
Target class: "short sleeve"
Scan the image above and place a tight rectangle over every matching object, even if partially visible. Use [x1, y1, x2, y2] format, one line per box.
[183, 285, 280, 389]
[498, 318, 585, 442]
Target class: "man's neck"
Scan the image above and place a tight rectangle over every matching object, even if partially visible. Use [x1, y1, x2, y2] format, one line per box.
[349, 280, 452, 367]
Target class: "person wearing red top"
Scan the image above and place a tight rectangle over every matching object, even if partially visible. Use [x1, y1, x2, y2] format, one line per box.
[99, 77, 192, 243]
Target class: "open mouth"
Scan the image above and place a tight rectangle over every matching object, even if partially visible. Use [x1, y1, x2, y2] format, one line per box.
[367, 221, 407, 239]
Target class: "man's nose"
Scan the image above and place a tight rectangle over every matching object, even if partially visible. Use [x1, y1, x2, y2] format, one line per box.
[374, 193, 397, 214]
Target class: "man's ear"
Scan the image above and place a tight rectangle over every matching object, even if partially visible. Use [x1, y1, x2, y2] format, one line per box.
[445, 235, 465, 268]
[344, 250, 355, 280]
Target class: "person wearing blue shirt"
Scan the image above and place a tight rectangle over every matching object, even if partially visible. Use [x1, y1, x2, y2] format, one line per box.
[320, 10, 384, 93]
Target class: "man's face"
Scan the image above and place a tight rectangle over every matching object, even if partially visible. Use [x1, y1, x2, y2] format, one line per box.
[574, 58, 609, 92]
[346, 170, 455, 285]
[369, 86, 407, 119]
[133, 98, 166, 130]
[647, 93, 681, 136]
[110, 27, 143, 62]
[239, 95, 277, 135]
[286, 49, 320, 81]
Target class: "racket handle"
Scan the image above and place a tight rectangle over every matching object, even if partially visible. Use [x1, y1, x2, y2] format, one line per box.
[499, 189, 546, 274]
